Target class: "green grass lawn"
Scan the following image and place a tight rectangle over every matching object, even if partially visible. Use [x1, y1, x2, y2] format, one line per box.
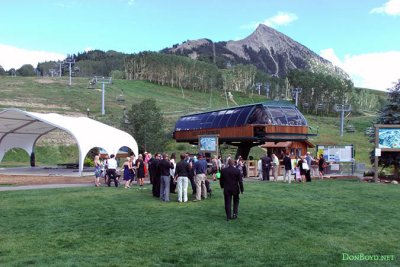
[0, 180, 399, 267]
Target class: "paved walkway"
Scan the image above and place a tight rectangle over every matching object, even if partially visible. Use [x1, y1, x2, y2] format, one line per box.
[0, 183, 93, 191]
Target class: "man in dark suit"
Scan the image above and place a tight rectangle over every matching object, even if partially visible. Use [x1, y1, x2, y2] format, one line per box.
[220, 159, 244, 221]
[261, 153, 272, 181]
[150, 153, 161, 197]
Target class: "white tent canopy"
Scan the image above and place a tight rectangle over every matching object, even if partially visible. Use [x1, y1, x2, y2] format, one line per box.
[0, 108, 138, 175]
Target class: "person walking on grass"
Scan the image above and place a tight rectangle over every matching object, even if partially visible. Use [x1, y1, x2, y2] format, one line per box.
[159, 153, 174, 202]
[129, 154, 136, 187]
[150, 153, 161, 197]
[261, 153, 272, 181]
[193, 153, 208, 201]
[136, 154, 145, 188]
[94, 154, 101, 187]
[282, 152, 292, 183]
[107, 154, 119, 187]
[123, 157, 133, 188]
[175, 153, 191, 202]
[220, 158, 244, 221]
[318, 154, 327, 179]
[211, 155, 219, 181]
[271, 153, 280, 182]
[185, 153, 196, 196]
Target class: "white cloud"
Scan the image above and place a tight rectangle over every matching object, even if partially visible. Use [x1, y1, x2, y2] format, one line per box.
[320, 48, 400, 91]
[240, 12, 298, 30]
[262, 12, 298, 28]
[0, 44, 65, 70]
[370, 0, 400, 16]
[128, 0, 135, 6]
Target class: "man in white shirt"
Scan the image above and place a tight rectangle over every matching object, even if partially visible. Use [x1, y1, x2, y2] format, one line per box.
[107, 154, 119, 187]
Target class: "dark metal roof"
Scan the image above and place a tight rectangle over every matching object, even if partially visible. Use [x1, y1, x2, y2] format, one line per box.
[175, 101, 308, 131]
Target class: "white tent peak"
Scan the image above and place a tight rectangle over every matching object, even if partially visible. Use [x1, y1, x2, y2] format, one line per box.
[0, 108, 138, 175]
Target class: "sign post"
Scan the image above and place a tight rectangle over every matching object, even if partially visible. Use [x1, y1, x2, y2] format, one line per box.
[198, 135, 219, 156]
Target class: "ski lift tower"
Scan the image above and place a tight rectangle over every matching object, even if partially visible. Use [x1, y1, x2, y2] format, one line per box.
[95, 76, 112, 115]
[334, 104, 352, 137]
[65, 56, 75, 86]
[292, 87, 302, 106]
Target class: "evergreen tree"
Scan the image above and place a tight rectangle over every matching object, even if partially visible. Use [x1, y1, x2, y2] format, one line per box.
[16, 64, 36, 76]
[0, 65, 6, 76]
[373, 79, 400, 178]
[123, 99, 166, 154]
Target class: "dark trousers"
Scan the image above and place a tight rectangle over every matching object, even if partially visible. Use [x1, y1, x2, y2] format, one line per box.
[170, 176, 176, 193]
[107, 169, 118, 187]
[262, 167, 270, 181]
[188, 176, 196, 194]
[306, 170, 312, 182]
[150, 174, 155, 185]
[152, 175, 161, 197]
[224, 190, 239, 219]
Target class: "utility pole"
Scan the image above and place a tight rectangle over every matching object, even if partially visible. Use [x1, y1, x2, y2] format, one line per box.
[334, 104, 352, 137]
[56, 61, 63, 77]
[292, 87, 302, 106]
[95, 76, 112, 115]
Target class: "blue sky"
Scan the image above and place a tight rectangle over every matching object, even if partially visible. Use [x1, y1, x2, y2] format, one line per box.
[0, 0, 399, 91]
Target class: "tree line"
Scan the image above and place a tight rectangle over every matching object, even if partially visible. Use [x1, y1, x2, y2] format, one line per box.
[1, 49, 385, 114]
[125, 52, 221, 92]
[287, 69, 386, 114]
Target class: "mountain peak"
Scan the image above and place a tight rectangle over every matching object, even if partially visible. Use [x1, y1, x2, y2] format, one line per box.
[254, 23, 274, 33]
[162, 25, 349, 79]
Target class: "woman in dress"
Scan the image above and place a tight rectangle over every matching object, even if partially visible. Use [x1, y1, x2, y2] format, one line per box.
[136, 154, 145, 187]
[94, 154, 101, 187]
[129, 154, 136, 187]
[123, 157, 132, 188]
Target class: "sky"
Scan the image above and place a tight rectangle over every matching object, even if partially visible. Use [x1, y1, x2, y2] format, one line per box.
[0, 0, 399, 91]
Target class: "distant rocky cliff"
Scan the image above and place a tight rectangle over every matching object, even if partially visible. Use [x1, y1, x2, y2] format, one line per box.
[162, 24, 349, 79]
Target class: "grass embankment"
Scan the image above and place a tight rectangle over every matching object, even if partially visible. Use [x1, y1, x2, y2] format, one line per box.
[0, 180, 398, 266]
[0, 76, 376, 166]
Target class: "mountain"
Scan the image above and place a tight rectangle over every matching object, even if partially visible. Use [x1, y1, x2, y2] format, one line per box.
[162, 24, 349, 79]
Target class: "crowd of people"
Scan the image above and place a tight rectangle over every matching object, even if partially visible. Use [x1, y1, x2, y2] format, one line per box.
[258, 151, 328, 183]
[94, 151, 245, 220]
[94, 150, 328, 220]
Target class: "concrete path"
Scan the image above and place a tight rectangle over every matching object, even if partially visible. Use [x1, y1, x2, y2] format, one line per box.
[0, 183, 93, 191]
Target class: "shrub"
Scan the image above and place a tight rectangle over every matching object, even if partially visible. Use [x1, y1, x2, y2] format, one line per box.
[111, 70, 125, 79]
[84, 157, 94, 167]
